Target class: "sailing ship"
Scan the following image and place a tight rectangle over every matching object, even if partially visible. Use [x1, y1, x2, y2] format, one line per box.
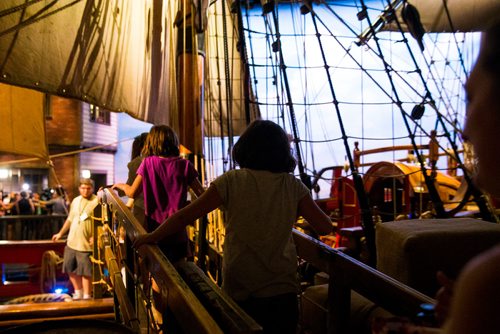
[0, 0, 499, 333]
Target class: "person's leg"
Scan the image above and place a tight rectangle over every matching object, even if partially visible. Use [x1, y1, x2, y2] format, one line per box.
[74, 251, 93, 299]
[82, 275, 92, 299]
[68, 273, 83, 299]
[63, 247, 83, 299]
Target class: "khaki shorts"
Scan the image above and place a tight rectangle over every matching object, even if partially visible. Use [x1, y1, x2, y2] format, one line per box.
[62, 246, 92, 277]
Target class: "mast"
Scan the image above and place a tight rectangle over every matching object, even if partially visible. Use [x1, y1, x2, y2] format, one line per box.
[176, 0, 208, 269]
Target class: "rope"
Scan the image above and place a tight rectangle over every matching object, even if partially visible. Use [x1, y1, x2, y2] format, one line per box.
[0, 137, 135, 166]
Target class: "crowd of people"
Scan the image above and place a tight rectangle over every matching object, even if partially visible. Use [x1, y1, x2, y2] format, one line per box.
[0, 187, 69, 217]
[0, 187, 69, 240]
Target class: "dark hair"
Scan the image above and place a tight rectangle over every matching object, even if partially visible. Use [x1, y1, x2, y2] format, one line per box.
[232, 120, 296, 173]
[479, 18, 500, 77]
[142, 125, 180, 157]
[131, 132, 149, 160]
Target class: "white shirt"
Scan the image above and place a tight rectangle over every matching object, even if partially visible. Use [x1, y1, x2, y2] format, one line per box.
[212, 169, 309, 300]
[66, 194, 98, 252]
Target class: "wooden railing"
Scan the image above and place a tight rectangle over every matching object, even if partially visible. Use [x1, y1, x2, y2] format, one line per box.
[99, 188, 262, 333]
[0, 215, 66, 240]
[292, 229, 436, 334]
[99, 187, 438, 334]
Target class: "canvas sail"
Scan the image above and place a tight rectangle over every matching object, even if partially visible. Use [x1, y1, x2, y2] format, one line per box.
[0, 83, 48, 161]
[0, 0, 178, 127]
[0, 0, 255, 140]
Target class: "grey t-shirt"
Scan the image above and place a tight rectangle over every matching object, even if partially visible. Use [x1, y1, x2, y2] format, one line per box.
[212, 168, 309, 300]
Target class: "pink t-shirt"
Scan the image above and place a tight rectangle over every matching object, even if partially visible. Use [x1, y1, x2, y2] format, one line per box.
[137, 156, 198, 225]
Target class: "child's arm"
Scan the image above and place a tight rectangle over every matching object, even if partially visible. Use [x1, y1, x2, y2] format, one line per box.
[297, 194, 333, 235]
[134, 185, 222, 247]
[113, 174, 143, 198]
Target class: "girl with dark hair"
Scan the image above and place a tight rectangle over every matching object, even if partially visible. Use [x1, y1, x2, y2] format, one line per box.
[134, 120, 332, 333]
[232, 120, 297, 173]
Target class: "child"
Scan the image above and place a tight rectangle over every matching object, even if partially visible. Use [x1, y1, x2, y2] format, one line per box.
[113, 125, 204, 328]
[113, 125, 204, 263]
[134, 120, 333, 333]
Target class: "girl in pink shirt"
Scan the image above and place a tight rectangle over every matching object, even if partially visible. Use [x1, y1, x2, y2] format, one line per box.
[113, 125, 204, 329]
[114, 125, 204, 261]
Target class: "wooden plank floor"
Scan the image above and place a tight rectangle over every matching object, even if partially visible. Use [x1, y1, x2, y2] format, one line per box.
[0, 297, 115, 329]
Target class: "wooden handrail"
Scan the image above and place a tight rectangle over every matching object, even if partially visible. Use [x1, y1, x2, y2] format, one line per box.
[292, 229, 435, 334]
[100, 188, 222, 334]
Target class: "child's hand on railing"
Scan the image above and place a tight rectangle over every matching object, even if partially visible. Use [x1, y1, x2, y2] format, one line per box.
[133, 232, 156, 249]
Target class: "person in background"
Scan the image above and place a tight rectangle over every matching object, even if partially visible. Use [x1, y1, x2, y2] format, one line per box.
[42, 187, 69, 235]
[31, 192, 43, 215]
[16, 191, 35, 239]
[435, 18, 500, 334]
[134, 120, 333, 333]
[52, 179, 98, 300]
[112, 125, 204, 326]
[42, 187, 69, 216]
[15, 191, 34, 215]
[126, 132, 149, 226]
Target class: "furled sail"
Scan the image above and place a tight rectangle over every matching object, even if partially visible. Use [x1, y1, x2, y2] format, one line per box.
[204, 0, 260, 137]
[0, 0, 178, 126]
[0, 83, 48, 160]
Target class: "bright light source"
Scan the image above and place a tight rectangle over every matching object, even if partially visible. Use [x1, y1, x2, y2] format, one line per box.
[54, 288, 63, 294]
[81, 170, 91, 178]
[22, 183, 30, 191]
[0, 169, 8, 179]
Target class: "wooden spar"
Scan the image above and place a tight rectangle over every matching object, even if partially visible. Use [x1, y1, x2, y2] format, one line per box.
[176, 0, 209, 271]
[357, 144, 428, 156]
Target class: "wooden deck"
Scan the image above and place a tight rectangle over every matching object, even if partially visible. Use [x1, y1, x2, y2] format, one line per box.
[0, 298, 115, 329]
